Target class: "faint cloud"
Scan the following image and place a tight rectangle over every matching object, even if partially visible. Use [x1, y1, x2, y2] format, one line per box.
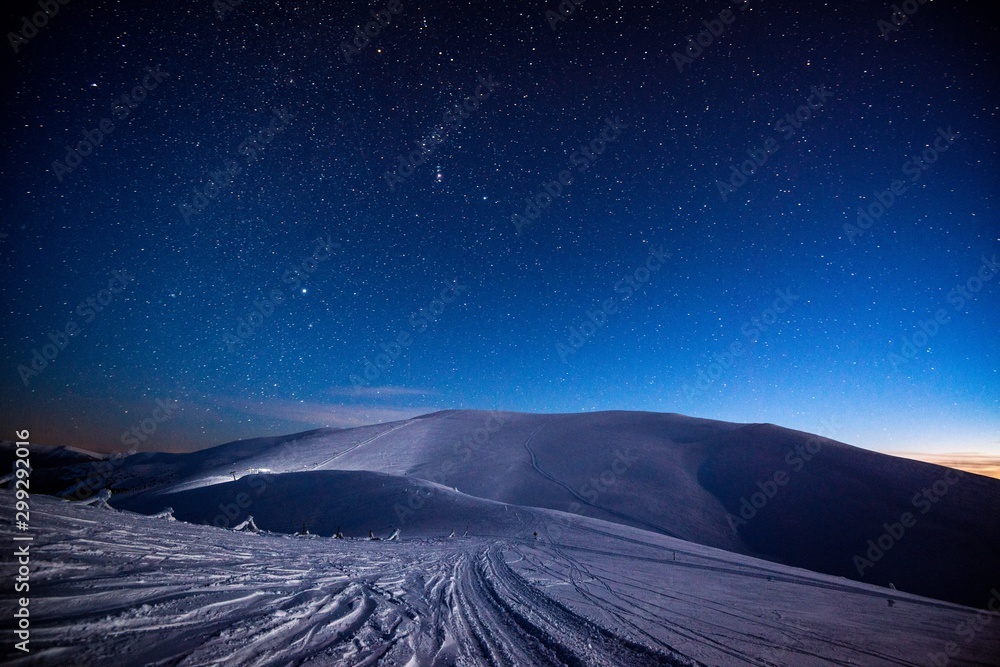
[200, 392, 440, 429]
[326, 385, 440, 399]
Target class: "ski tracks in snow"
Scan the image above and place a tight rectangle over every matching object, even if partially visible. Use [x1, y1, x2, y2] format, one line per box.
[7, 494, 993, 667]
[2, 496, 695, 667]
[447, 545, 690, 667]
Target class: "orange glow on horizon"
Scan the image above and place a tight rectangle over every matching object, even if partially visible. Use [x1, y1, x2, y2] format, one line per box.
[887, 451, 1000, 481]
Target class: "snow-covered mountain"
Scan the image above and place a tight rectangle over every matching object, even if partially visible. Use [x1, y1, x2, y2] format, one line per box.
[4, 409, 999, 665]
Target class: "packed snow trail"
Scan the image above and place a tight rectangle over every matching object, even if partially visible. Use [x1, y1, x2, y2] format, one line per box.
[310, 420, 413, 471]
[2, 493, 998, 666]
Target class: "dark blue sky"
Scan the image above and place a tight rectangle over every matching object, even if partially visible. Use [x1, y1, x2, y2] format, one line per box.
[2, 0, 997, 455]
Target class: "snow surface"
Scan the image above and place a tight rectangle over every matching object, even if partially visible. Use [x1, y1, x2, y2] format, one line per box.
[2, 492, 998, 666]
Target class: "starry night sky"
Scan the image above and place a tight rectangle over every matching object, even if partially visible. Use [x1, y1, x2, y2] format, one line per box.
[2, 0, 998, 456]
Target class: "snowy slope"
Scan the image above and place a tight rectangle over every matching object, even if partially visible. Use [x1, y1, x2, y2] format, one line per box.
[113, 470, 540, 538]
[42, 409, 994, 609]
[2, 492, 998, 667]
